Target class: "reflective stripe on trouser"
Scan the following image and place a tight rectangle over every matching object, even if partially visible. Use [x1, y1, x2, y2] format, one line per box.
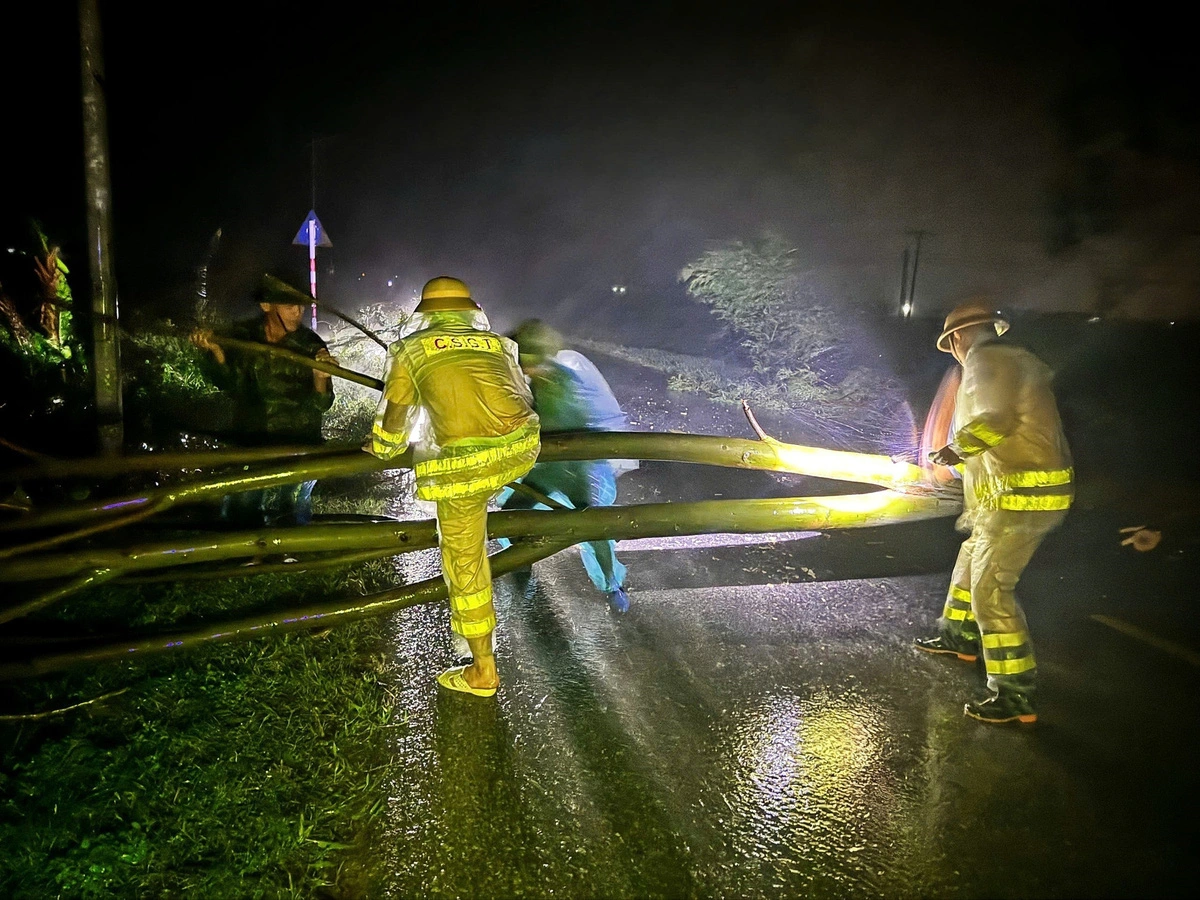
[435, 493, 498, 639]
[937, 582, 980, 644]
[959, 508, 1067, 693]
[415, 420, 540, 502]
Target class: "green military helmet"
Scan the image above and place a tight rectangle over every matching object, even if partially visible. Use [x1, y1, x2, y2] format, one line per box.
[257, 272, 311, 307]
[508, 318, 564, 364]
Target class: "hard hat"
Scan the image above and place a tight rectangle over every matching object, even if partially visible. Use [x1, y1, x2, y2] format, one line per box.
[936, 297, 1010, 352]
[508, 319, 564, 362]
[257, 272, 311, 306]
[415, 276, 481, 312]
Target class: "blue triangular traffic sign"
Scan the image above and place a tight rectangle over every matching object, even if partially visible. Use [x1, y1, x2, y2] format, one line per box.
[293, 209, 333, 247]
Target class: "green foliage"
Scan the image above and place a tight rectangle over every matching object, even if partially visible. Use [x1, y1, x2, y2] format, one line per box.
[0, 563, 401, 900]
[317, 314, 395, 445]
[680, 230, 847, 380]
[0, 325, 84, 374]
[124, 330, 220, 399]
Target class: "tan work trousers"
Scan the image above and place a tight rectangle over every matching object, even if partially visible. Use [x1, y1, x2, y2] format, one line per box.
[940, 508, 1067, 694]
[435, 493, 496, 640]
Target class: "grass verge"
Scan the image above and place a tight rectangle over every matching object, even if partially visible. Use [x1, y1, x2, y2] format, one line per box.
[0, 560, 402, 900]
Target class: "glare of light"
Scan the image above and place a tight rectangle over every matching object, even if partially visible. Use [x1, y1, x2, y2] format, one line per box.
[901, 302, 912, 316]
[611, 284, 626, 294]
[1088, 316, 1101, 323]
[768, 442, 926, 489]
[387, 280, 394, 287]
[726, 694, 885, 842]
[5, 248, 14, 253]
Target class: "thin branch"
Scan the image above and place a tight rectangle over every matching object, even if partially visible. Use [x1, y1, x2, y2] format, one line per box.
[211, 337, 383, 390]
[0, 687, 129, 721]
[0, 437, 55, 463]
[0, 501, 168, 562]
[117, 547, 398, 583]
[741, 400, 771, 441]
[0, 567, 122, 626]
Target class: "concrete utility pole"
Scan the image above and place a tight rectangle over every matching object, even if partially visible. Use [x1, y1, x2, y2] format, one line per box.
[79, 0, 124, 455]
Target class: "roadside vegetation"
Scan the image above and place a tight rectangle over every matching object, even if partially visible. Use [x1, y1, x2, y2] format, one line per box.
[1, 563, 402, 899]
[579, 230, 918, 452]
[1, 230, 410, 898]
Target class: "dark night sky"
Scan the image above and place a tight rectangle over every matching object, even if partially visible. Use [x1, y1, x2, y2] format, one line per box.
[6, 1, 1200, 333]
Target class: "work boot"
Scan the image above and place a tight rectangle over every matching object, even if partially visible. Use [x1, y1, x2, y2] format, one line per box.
[964, 691, 1037, 725]
[607, 586, 630, 614]
[914, 635, 978, 662]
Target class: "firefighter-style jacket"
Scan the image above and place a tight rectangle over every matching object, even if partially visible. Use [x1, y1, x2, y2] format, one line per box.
[370, 309, 540, 501]
[948, 337, 1073, 513]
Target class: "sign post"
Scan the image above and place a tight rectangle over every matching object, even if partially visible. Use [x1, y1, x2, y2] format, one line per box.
[292, 209, 332, 329]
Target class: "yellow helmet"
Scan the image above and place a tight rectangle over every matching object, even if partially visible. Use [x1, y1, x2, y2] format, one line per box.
[415, 276, 481, 312]
[936, 297, 1009, 352]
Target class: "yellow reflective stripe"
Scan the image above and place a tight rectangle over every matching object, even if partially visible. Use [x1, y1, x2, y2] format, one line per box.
[944, 607, 970, 621]
[958, 420, 1005, 454]
[985, 656, 1036, 676]
[453, 614, 496, 638]
[1003, 468, 1073, 489]
[996, 493, 1073, 511]
[418, 466, 528, 501]
[950, 586, 972, 603]
[372, 430, 405, 447]
[371, 424, 408, 460]
[450, 586, 493, 614]
[982, 631, 1030, 649]
[415, 428, 540, 478]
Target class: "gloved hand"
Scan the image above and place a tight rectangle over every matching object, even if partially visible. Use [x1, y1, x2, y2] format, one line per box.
[929, 445, 964, 467]
[1119, 525, 1162, 552]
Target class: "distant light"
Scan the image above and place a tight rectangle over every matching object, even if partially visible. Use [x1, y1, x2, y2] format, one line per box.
[5, 248, 14, 253]
[1088, 316, 1101, 323]
[611, 284, 627, 294]
[387, 280, 393, 287]
[901, 303, 912, 317]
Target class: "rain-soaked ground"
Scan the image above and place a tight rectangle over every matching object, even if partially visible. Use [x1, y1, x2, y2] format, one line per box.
[354, 350, 1197, 899]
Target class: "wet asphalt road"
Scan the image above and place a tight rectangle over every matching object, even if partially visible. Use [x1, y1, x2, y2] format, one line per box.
[369, 460, 1197, 900]
[359, 347, 1197, 900]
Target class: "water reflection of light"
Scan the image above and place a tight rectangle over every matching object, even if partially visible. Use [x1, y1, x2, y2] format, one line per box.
[725, 693, 888, 862]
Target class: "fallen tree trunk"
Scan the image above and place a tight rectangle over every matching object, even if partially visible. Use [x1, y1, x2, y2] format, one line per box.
[0, 488, 959, 679]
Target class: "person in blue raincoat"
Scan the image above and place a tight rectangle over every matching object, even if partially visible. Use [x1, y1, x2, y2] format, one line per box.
[497, 319, 637, 612]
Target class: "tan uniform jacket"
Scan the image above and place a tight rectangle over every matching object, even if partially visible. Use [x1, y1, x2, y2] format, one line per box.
[950, 340, 1074, 512]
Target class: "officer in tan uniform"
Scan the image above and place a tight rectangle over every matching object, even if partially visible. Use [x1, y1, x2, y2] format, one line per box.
[916, 298, 1074, 724]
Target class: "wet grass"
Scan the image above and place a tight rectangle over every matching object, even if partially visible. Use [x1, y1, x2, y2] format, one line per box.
[0, 560, 403, 899]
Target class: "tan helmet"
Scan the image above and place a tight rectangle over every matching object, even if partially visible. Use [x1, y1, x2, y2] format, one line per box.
[415, 276, 481, 313]
[936, 297, 1010, 353]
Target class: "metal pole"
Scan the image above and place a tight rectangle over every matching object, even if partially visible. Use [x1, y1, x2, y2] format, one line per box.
[78, 0, 124, 455]
[309, 140, 318, 329]
[907, 229, 926, 314]
[898, 246, 911, 315]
